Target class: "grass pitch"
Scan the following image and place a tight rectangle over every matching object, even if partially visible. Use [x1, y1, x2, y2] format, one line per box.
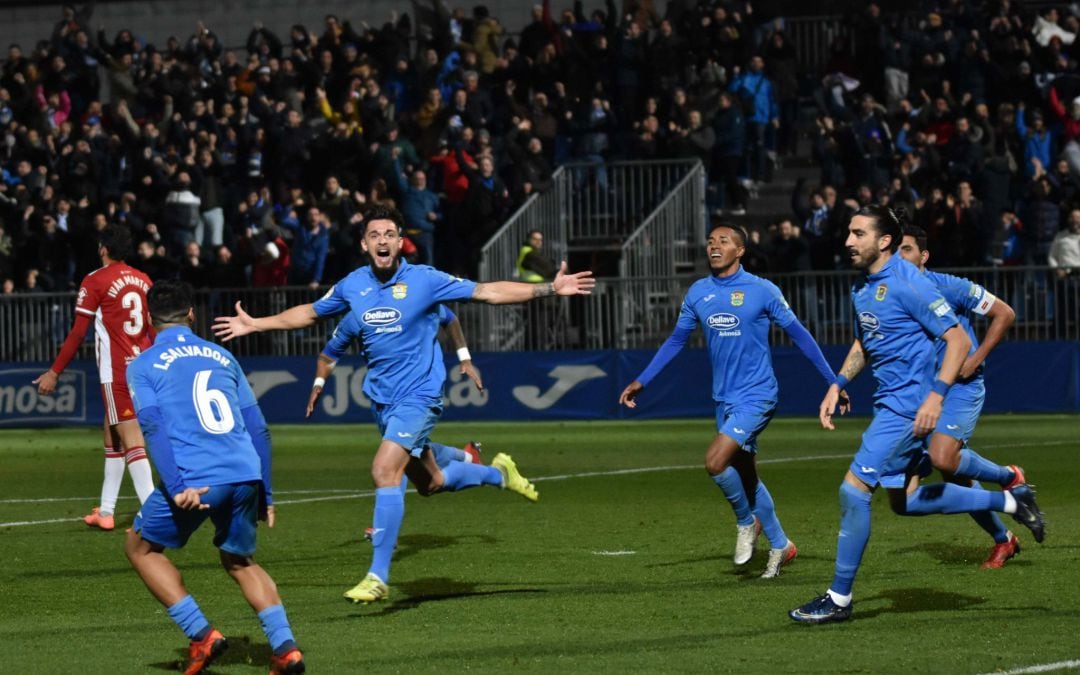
[2, 414, 1079, 673]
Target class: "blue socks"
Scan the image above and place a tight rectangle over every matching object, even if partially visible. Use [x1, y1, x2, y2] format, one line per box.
[831, 481, 872, 596]
[167, 595, 210, 641]
[369, 486, 405, 582]
[712, 467, 754, 526]
[956, 448, 1013, 485]
[257, 604, 297, 656]
[904, 482, 1006, 515]
[752, 481, 788, 549]
[428, 442, 467, 466]
[440, 461, 503, 491]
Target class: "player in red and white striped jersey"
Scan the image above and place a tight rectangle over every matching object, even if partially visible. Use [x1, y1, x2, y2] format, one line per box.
[34, 225, 157, 530]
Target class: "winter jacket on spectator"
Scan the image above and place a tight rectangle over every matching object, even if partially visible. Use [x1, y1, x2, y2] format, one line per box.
[713, 105, 746, 158]
[1048, 86, 1080, 144]
[282, 210, 329, 285]
[728, 71, 778, 125]
[395, 166, 441, 236]
[252, 235, 290, 287]
[1016, 109, 1053, 178]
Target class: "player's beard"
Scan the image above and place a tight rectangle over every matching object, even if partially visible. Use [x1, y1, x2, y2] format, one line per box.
[370, 254, 400, 282]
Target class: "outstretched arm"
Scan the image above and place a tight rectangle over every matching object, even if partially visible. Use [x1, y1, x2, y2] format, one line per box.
[213, 301, 319, 341]
[471, 261, 594, 304]
[619, 324, 694, 408]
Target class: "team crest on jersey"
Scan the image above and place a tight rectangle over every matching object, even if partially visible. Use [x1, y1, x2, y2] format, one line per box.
[391, 283, 408, 300]
[730, 291, 744, 306]
[875, 284, 888, 301]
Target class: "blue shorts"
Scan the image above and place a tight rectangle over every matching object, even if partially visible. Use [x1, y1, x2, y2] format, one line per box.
[133, 482, 260, 556]
[850, 406, 929, 489]
[715, 400, 776, 453]
[936, 379, 985, 442]
[372, 396, 442, 456]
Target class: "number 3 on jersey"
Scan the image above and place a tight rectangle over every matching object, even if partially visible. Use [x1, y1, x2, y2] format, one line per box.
[193, 369, 235, 434]
[121, 291, 144, 336]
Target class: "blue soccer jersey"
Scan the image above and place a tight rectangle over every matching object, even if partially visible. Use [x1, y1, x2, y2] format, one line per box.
[312, 260, 476, 404]
[127, 326, 262, 489]
[924, 270, 997, 381]
[852, 257, 960, 416]
[655, 266, 797, 404]
[322, 305, 456, 363]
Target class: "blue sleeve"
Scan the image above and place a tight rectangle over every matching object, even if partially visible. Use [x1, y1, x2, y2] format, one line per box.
[241, 405, 273, 506]
[782, 318, 837, 386]
[321, 313, 360, 361]
[137, 405, 187, 497]
[425, 268, 478, 303]
[903, 276, 960, 339]
[636, 298, 698, 386]
[312, 279, 349, 317]
[126, 360, 158, 411]
[438, 304, 456, 326]
[1016, 110, 1027, 138]
[763, 282, 797, 329]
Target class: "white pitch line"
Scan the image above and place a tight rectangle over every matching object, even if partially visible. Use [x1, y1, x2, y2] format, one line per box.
[1, 438, 1072, 527]
[977, 659, 1080, 675]
[593, 550, 637, 556]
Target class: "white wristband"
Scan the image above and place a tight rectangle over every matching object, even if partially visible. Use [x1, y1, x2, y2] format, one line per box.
[313, 377, 326, 388]
[457, 347, 472, 362]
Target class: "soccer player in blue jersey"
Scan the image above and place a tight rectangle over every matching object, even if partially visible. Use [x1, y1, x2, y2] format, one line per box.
[790, 206, 1045, 624]
[898, 224, 1030, 569]
[213, 204, 595, 603]
[124, 280, 304, 674]
[308, 304, 485, 543]
[618, 223, 839, 578]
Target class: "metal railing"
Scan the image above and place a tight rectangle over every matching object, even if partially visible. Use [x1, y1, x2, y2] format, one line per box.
[478, 159, 702, 281]
[619, 161, 707, 280]
[2, 268, 1076, 361]
[785, 15, 853, 77]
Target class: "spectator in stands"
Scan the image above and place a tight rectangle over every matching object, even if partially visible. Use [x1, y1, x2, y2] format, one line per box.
[134, 238, 178, 282]
[517, 229, 557, 282]
[283, 206, 329, 288]
[770, 219, 811, 273]
[1050, 209, 1080, 274]
[179, 241, 208, 288]
[729, 55, 779, 186]
[207, 244, 246, 288]
[397, 168, 440, 267]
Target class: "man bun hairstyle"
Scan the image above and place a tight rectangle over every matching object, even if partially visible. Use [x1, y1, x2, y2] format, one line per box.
[146, 279, 194, 326]
[856, 204, 905, 253]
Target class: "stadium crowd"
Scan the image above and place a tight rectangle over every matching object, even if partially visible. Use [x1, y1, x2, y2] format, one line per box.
[0, 1, 1079, 296]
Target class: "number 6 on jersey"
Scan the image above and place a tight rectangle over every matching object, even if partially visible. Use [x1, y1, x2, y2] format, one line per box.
[193, 369, 235, 434]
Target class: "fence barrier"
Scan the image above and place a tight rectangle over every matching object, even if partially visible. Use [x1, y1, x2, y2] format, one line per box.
[2, 267, 1076, 361]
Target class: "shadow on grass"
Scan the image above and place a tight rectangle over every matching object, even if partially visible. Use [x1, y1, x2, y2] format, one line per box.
[149, 634, 269, 672]
[335, 531, 499, 563]
[856, 587, 986, 619]
[891, 542, 1034, 567]
[341, 576, 545, 617]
